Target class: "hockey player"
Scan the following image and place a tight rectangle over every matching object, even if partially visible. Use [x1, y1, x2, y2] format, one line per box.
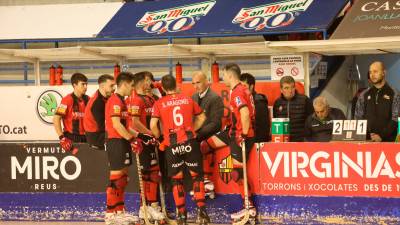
[83, 74, 115, 150]
[128, 71, 165, 222]
[104, 72, 154, 225]
[53, 73, 89, 152]
[150, 75, 209, 225]
[207, 63, 257, 222]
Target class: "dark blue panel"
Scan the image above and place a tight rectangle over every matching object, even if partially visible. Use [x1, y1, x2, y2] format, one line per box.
[1, 193, 400, 224]
[98, 0, 349, 39]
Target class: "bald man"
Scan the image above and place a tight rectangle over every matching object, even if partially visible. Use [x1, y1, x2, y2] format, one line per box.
[355, 61, 400, 142]
[191, 71, 224, 197]
[304, 96, 345, 142]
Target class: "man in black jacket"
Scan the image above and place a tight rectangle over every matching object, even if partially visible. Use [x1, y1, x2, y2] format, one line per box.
[273, 76, 313, 142]
[192, 71, 224, 197]
[304, 96, 346, 142]
[240, 73, 270, 142]
[355, 61, 400, 142]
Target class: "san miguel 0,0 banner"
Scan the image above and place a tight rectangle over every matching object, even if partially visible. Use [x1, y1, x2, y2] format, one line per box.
[232, 0, 313, 31]
[136, 0, 216, 34]
[258, 143, 400, 197]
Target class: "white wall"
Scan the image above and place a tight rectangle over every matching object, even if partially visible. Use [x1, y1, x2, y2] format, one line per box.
[0, 3, 123, 40]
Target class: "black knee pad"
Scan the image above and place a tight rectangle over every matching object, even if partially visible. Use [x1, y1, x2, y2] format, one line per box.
[231, 168, 243, 182]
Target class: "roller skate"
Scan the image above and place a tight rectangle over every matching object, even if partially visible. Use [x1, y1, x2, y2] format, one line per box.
[204, 178, 215, 199]
[176, 211, 187, 225]
[231, 206, 256, 225]
[104, 212, 117, 225]
[105, 211, 140, 225]
[139, 203, 166, 224]
[195, 207, 210, 225]
[190, 178, 215, 199]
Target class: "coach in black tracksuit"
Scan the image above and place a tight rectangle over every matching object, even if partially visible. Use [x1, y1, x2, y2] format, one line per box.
[273, 76, 313, 142]
[355, 61, 400, 142]
[304, 96, 346, 142]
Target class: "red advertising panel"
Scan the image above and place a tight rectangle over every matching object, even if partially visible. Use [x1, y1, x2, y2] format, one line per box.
[180, 81, 305, 107]
[258, 142, 400, 197]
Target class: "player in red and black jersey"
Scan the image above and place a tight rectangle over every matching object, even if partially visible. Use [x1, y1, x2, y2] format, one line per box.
[128, 71, 165, 221]
[104, 72, 154, 224]
[150, 75, 209, 225]
[83, 74, 115, 150]
[53, 73, 89, 152]
[207, 63, 257, 220]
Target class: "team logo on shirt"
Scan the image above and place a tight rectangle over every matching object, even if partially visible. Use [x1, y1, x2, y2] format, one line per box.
[36, 90, 63, 124]
[218, 155, 233, 184]
[113, 105, 121, 114]
[235, 96, 242, 107]
[131, 105, 140, 115]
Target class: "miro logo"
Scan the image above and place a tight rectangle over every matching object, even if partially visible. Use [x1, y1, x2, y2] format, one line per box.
[232, 0, 313, 31]
[36, 90, 63, 124]
[136, 0, 216, 34]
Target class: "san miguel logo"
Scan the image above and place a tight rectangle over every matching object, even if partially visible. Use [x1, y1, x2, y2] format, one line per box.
[218, 155, 233, 184]
[136, 0, 216, 34]
[232, 0, 313, 31]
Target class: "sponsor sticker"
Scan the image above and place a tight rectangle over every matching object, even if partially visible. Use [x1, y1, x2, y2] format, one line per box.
[37, 90, 63, 124]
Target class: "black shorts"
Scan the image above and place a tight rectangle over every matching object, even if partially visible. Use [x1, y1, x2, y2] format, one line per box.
[64, 132, 86, 143]
[215, 130, 254, 162]
[139, 144, 158, 171]
[105, 138, 132, 170]
[165, 139, 202, 177]
[85, 132, 105, 150]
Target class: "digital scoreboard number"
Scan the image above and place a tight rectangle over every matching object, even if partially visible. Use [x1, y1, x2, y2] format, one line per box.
[332, 120, 367, 141]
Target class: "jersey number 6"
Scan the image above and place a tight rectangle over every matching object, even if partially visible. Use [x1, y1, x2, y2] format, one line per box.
[173, 106, 183, 126]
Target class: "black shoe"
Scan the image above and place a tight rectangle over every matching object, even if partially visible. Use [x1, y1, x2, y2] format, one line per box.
[196, 207, 210, 225]
[177, 211, 187, 225]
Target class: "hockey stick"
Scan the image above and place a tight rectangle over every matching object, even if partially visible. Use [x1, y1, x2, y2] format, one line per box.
[232, 142, 250, 225]
[135, 153, 156, 225]
[154, 147, 177, 225]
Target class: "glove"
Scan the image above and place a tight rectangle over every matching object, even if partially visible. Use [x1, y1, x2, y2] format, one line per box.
[130, 138, 143, 154]
[59, 135, 73, 152]
[200, 141, 211, 154]
[157, 135, 164, 144]
[157, 135, 166, 151]
[235, 133, 247, 146]
[137, 133, 155, 145]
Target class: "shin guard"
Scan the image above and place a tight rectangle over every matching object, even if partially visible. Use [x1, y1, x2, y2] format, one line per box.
[171, 174, 186, 214]
[143, 167, 160, 205]
[106, 174, 128, 212]
[191, 172, 205, 208]
[202, 152, 214, 180]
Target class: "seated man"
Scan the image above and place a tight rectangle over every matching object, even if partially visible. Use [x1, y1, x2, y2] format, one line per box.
[304, 96, 346, 142]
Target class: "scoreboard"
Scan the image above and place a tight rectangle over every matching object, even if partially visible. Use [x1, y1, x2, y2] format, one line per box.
[332, 120, 367, 141]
